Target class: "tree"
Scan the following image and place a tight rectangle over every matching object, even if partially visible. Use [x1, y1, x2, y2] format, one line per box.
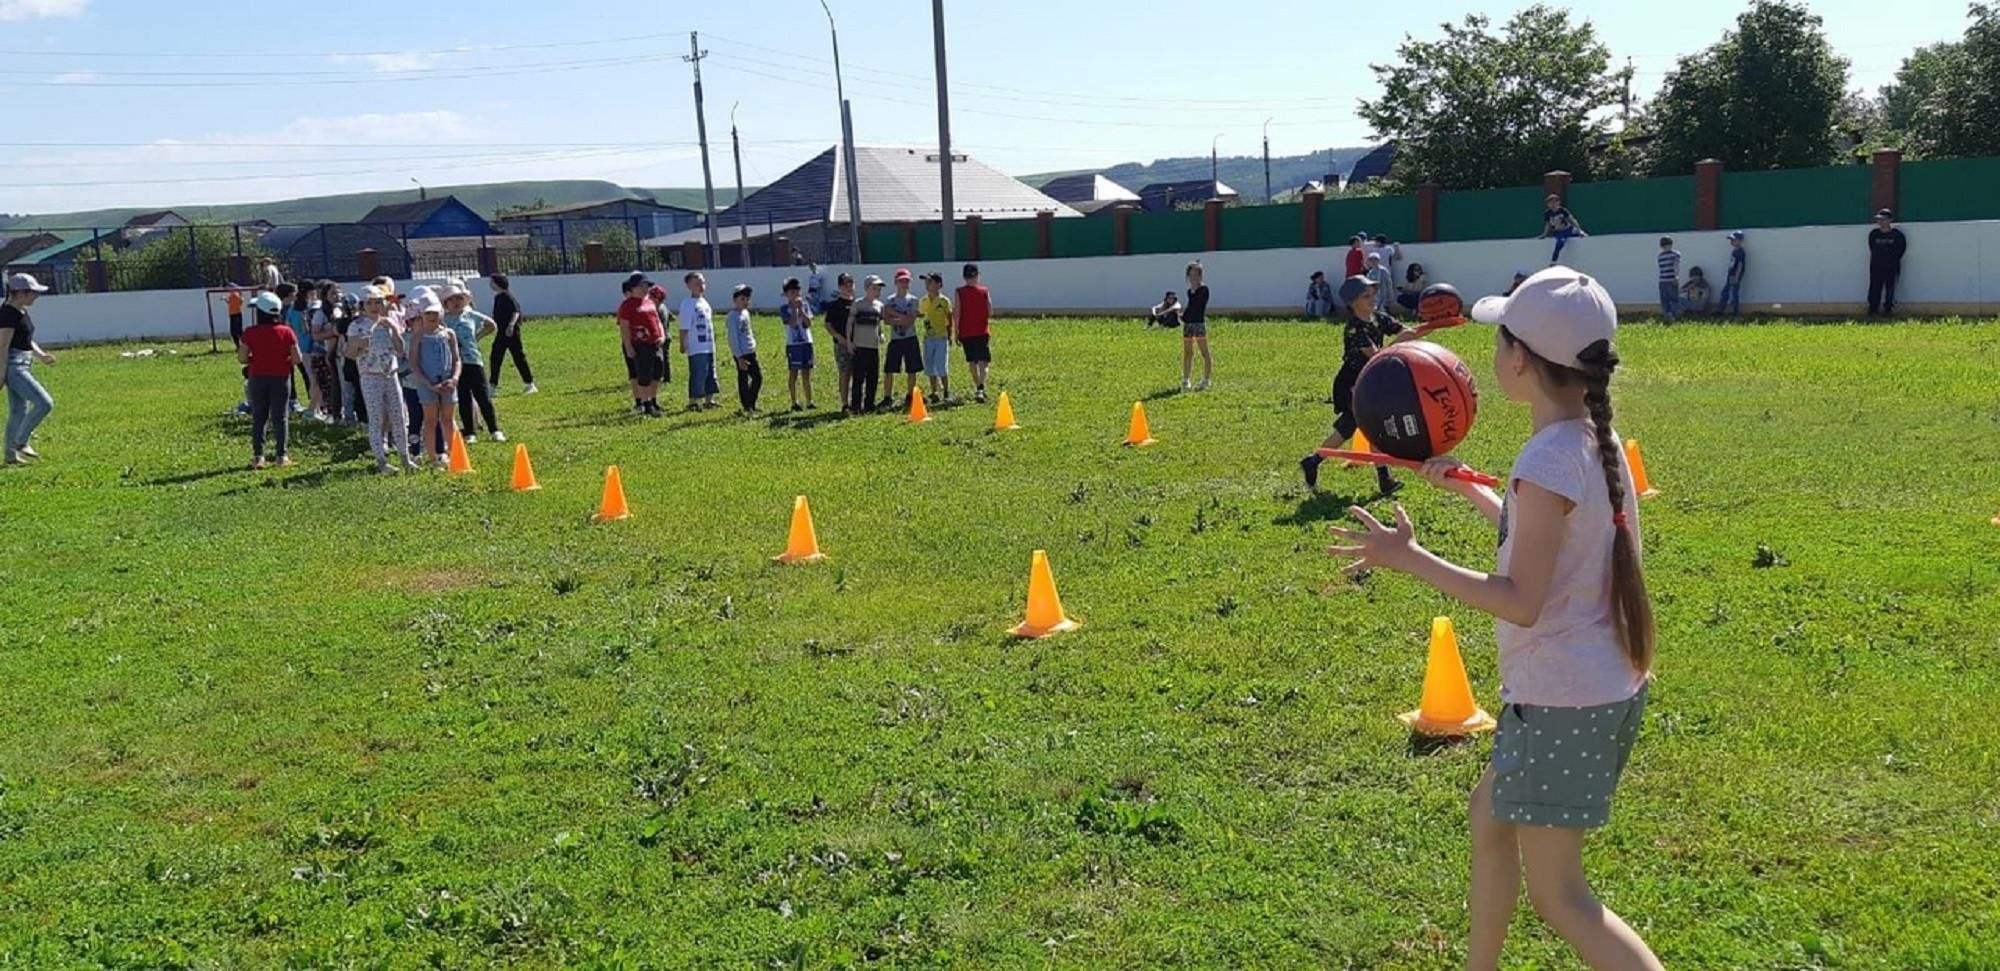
[1647, 1, 1849, 175]
[493, 197, 551, 219]
[1905, 5, 2000, 159]
[101, 226, 271, 292]
[1879, 42, 1960, 136]
[1357, 6, 1626, 190]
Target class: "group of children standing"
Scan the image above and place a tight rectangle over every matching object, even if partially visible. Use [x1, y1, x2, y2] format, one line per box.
[1653, 231, 1747, 320]
[231, 273, 535, 472]
[617, 262, 996, 417]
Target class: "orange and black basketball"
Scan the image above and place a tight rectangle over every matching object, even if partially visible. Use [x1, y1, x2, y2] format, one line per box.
[1416, 283, 1467, 329]
[1353, 340, 1479, 460]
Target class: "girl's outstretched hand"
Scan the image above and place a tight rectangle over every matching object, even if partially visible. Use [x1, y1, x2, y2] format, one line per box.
[1420, 455, 1476, 492]
[1328, 504, 1421, 576]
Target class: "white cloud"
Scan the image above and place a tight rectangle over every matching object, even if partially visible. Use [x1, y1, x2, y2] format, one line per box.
[0, 0, 87, 20]
[331, 51, 430, 74]
[50, 70, 97, 83]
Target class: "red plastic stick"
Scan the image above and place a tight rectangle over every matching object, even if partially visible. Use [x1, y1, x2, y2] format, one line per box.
[1316, 449, 1501, 487]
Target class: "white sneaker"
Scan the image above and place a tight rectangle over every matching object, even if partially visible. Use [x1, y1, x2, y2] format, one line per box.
[465, 432, 479, 444]
[522, 383, 539, 395]
[1197, 379, 1211, 391]
[1181, 379, 1192, 391]
[491, 430, 508, 443]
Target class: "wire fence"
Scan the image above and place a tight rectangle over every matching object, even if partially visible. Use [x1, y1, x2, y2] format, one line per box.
[0, 216, 857, 295]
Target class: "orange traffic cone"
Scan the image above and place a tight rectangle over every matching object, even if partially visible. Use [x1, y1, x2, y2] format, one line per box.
[1346, 427, 1374, 467]
[772, 495, 825, 564]
[1122, 402, 1155, 447]
[447, 427, 475, 475]
[1625, 438, 1660, 499]
[509, 444, 541, 492]
[908, 390, 931, 423]
[1010, 549, 1080, 638]
[1399, 617, 1497, 736]
[1991, 510, 1999, 527]
[592, 466, 630, 522]
[993, 391, 1020, 431]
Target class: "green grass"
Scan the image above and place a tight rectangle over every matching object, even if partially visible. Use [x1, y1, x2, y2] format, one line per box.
[2, 317, 1998, 968]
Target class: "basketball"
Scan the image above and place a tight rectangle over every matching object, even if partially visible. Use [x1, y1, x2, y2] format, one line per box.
[1416, 283, 1466, 328]
[1352, 340, 1480, 460]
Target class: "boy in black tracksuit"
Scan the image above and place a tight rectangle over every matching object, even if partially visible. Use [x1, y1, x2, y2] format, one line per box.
[1866, 208, 1908, 316]
[1301, 275, 1402, 495]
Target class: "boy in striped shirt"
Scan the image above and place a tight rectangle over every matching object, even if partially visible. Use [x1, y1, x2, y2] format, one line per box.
[1656, 236, 1682, 322]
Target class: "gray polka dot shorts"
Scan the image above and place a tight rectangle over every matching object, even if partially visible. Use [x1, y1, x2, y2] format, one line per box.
[1490, 682, 1647, 829]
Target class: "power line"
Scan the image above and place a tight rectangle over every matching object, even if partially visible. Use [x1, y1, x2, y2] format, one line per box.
[0, 53, 658, 87]
[0, 147, 664, 189]
[0, 31, 692, 59]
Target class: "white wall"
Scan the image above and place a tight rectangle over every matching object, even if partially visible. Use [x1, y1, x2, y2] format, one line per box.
[28, 221, 1995, 345]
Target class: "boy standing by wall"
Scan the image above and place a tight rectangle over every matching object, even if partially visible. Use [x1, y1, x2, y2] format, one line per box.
[918, 272, 954, 403]
[726, 283, 762, 415]
[1655, 236, 1682, 322]
[824, 273, 856, 413]
[1719, 231, 1747, 315]
[780, 277, 817, 411]
[956, 263, 993, 403]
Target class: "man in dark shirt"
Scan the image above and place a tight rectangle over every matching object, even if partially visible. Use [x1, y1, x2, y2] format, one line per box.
[1866, 209, 1908, 316]
[1301, 275, 1404, 495]
[486, 274, 535, 394]
[821, 273, 856, 412]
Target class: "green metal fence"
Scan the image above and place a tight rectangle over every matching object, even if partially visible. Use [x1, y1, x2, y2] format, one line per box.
[1898, 157, 2000, 223]
[1569, 175, 1696, 235]
[1719, 166, 1872, 229]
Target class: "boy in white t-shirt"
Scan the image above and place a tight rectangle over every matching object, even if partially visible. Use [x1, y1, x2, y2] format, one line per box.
[678, 272, 720, 410]
[779, 277, 817, 411]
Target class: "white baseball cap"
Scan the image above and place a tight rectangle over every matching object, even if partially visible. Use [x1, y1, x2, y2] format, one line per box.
[410, 292, 444, 315]
[249, 292, 284, 315]
[1470, 266, 1617, 367]
[6, 272, 48, 293]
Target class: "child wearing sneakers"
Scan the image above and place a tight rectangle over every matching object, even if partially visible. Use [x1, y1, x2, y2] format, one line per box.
[1181, 260, 1212, 390]
[726, 283, 763, 415]
[918, 271, 954, 402]
[955, 263, 993, 402]
[237, 291, 300, 470]
[1329, 266, 1662, 971]
[680, 272, 721, 410]
[1300, 274, 1404, 496]
[882, 268, 923, 409]
[780, 277, 817, 411]
[847, 275, 886, 413]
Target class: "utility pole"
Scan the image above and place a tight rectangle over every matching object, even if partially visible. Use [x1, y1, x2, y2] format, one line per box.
[1261, 117, 1273, 202]
[819, 0, 864, 262]
[1622, 56, 1633, 123]
[1211, 134, 1222, 197]
[685, 32, 721, 266]
[930, 0, 956, 261]
[730, 103, 750, 267]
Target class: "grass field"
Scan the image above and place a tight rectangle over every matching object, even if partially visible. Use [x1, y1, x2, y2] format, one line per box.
[1, 315, 1998, 969]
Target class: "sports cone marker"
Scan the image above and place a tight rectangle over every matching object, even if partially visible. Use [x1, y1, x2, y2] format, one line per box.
[1122, 402, 1155, 447]
[1010, 549, 1079, 638]
[1624, 438, 1660, 499]
[1991, 509, 1999, 527]
[993, 391, 1020, 431]
[509, 444, 541, 492]
[1399, 616, 1497, 736]
[772, 495, 826, 564]
[592, 466, 630, 522]
[908, 391, 931, 423]
[1345, 427, 1373, 467]
[446, 428, 475, 475]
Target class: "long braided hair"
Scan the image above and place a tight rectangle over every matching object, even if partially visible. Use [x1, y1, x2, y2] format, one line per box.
[1501, 327, 1656, 673]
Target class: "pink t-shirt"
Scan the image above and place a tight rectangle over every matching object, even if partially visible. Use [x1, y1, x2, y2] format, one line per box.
[1494, 418, 1649, 707]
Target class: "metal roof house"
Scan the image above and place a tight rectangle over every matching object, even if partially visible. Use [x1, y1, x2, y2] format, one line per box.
[1036, 173, 1140, 205]
[358, 196, 494, 239]
[648, 145, 1078, 263]
[260, 223, 412, 281]
[1346, 141, 1397, 186]
[1136, 179, 1239, 213]
[497, 198, 702, 249]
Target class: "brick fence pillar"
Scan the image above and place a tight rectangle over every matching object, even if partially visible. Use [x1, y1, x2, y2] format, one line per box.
[1112, 206, 1132, 255]
[1203, 199, 1224, 251]
[1416, 183, 1441, 243]
[965, 215, 982, 261]
[901, 221, 919, 262]
[679, 240, 704, 270]
[1302, 189, 1323, 247]
[86, 259, 109, 293]
[356, 248, 380, 281]
[583, 240, 608, 273]
[1035, 210, 1053, 258]
[1871, 148, 1903, 215]
[1694, 159, 1724, 231]
[477, 245, 498, 278]
[226, 254, 251, 286]
[1542, 170, 1573, 205]
[773, 235, 792, 266]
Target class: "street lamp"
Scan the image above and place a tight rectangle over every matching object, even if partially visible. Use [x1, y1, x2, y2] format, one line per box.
[1262, 117, 1273, 202]
[819, 0, 864, 262]
[410, 177, 425, 201]
[1210, 134, 1222, 197]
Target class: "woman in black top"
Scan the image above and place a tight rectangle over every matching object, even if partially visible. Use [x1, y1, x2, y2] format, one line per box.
[1, 273, 57, 465]
[486, 274, 536, 394]
[1181, 261, 1212, 391]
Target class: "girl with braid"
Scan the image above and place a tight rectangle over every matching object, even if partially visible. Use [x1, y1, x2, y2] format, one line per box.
[1328, 266, 1660, 970]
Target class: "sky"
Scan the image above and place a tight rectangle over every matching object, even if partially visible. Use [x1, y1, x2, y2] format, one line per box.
[0, 0, 1972, 216]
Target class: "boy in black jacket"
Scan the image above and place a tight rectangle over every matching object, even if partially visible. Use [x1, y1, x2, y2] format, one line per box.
[1301, 275, 1404, 496]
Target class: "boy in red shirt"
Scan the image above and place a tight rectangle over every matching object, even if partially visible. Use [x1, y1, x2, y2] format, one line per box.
[955, 263, 993, 403]
[618, 273, 667, 416]
[236, 292, 301, 469]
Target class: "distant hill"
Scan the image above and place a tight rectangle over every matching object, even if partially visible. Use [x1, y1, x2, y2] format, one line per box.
[0, 180, 756, 232]
[1024, 147, 1381, 201]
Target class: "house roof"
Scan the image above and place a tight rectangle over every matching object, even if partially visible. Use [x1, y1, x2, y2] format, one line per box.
[499, 197, 702, 220]
[1348, 142, 1397, 183]
[124, 210, 183, 228]
[0, 233, 61, 265]
[12, 230, 102, 265]
[261, 223, 409, 259]
[360, 197, 460, 226]
[715, 145, 1077, 225]
[645, 220, 818, 249]
[1038, 173, 1140, 204]
[1136, 179, 1239, 211]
